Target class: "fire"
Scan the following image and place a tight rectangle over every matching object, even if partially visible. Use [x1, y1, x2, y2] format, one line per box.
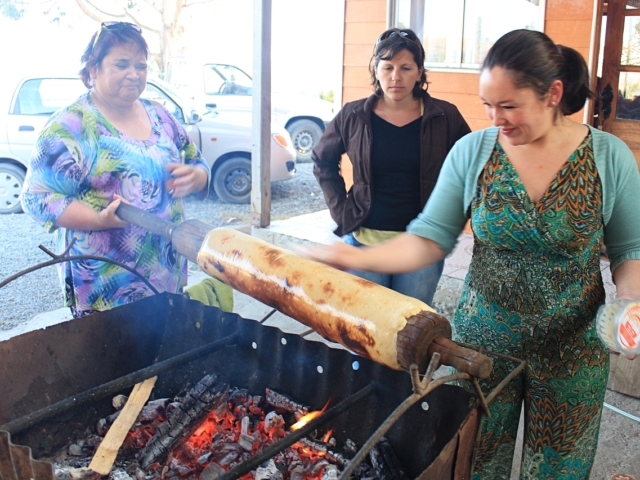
[290, 400, 330, 431]
[290, 411, 322, 431]
[322, 429, 333, 443]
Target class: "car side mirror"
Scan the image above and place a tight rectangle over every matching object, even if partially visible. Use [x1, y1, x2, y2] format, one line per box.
[188, 111, 202, 124]
[205, 103, 217, 110]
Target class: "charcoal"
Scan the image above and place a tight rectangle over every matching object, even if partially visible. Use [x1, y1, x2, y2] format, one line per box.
[200, 463, 225, 480]
[138, 404, 165, 424]
[321, 464, 340, 480]
[69, 468, 100, 480]
[369, 437, 409, 480]
[217, 451, 239, 467]
[263, 411, 285, 436]
[344, 439, 357, 454]
[265, 389, 309, 419]
[311, 460, 330, 476]
[255, 459, 282, 480]
[238, 433, 255, 452]
[68, 444, 84, 456]
[109, 469, 132, 480]
[197, 452, 213, 465]
[228, 388, 248, 404]
[85, 435, 103, 448]
[289, 465, 304, 480]
[137, 375, 229, 468]
[112, 395, 129, 410]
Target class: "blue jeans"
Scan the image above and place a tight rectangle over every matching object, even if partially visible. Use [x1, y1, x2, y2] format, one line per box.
[344, 233, 444, 306]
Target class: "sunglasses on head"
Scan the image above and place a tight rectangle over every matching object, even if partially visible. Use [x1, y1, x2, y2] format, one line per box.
[376, 30, 413, 45]
[92, 22, 143, 49]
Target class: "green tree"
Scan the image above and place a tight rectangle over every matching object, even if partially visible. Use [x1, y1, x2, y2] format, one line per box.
[320, 89, 334, 104]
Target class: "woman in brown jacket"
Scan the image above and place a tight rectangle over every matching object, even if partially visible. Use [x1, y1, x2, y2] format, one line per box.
[312, 28, 470, 305]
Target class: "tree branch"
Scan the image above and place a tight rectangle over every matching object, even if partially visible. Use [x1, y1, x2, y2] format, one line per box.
[138, 0, 161, 14]
[183, 0, 214, 8]
[72, 0, 122, 23]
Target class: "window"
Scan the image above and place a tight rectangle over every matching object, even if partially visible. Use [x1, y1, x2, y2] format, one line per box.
[14, 78, 86, 115]
[391, 0, 545, 70]
[142, 84, 185, 123]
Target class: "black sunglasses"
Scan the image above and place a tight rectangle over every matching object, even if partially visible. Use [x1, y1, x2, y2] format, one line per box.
[93, 22, 143, 49]
[376, 30, 413, 45]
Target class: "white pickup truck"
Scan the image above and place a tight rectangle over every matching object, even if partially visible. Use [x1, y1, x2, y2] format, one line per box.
[0, 76, 297, 213]
[165, 60, 336, 162]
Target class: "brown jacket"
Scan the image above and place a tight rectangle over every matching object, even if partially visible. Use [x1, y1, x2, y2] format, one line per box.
[312, 92, 471, 237]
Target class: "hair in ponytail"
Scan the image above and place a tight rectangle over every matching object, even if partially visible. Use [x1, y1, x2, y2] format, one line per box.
[482, 29, 594, 116]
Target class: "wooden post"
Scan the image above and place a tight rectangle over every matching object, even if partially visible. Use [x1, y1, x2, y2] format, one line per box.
[252, 0, 272, 228]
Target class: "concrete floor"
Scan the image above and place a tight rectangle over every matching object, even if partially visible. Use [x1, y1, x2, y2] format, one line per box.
[246, 211, 640, 480]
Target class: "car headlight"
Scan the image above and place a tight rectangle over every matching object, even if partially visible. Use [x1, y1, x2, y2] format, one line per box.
[272, 133, 291, 148]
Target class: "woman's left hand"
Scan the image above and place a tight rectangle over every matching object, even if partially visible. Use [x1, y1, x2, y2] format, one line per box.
[165, 163, 209, 198]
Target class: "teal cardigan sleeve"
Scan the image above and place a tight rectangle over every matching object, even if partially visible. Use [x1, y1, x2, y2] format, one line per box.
[406, 128, 498, 254]
[591, 127, 640, 273]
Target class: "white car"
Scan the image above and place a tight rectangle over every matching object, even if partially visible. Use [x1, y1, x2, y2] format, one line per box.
[0, 76, 296, 213]
[165, 60, 336, 162]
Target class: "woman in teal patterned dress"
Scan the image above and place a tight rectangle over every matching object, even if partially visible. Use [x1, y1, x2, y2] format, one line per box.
[306, 30, 640, 478]
[21, 23, 210, 317]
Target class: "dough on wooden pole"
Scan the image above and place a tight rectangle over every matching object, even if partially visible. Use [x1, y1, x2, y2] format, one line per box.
[197, 228, 453, 372]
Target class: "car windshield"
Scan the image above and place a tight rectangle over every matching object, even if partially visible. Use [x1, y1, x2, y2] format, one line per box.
[147, 78, 200, 113]
[203, 64, 253, 96]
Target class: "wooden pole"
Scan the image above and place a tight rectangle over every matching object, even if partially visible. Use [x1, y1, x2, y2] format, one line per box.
[252, 0, 272, 228]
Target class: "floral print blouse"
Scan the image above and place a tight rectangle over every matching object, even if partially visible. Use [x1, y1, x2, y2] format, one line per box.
[22, 93, 210, 316]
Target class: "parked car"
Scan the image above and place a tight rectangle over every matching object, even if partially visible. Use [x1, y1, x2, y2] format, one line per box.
[0, 76, 296, 213]
[165, 59, 336, 162]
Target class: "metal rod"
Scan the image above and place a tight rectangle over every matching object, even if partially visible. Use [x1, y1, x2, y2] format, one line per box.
[258, 309, 277, 324]
[0, 255, 159, 294]
[0, 333, 238, 435]
[339, 352, 473, 480]
[450, 341, 527, 407]
[484, 358, 527, 406]
[218, 383, 375, 480]
[471, 378, 490, 417]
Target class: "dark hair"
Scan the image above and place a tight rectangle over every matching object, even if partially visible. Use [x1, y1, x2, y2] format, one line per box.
[482, 29, 594, 116]
[79, 23, 149, 88]
[369, 28, 428, 97]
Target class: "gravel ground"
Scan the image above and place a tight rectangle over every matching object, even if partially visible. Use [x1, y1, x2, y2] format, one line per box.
[0, 163, 328, 330]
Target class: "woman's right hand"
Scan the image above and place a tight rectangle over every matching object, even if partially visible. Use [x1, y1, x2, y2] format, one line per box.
[97, 194, 129, 230]
[55, 195, 129, 231]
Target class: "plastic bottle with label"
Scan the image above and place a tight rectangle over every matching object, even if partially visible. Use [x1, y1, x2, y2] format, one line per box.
[596, 299, 640, 357]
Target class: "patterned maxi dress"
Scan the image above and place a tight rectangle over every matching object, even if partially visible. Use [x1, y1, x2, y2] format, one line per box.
[452, 134, 609, 479]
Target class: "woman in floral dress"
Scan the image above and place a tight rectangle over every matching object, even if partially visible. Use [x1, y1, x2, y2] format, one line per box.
[306, 29, 640, 478]
[21, 23, 210, 317]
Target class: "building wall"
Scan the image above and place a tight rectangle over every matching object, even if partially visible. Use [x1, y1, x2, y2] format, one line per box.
[339, 0, 596, 185]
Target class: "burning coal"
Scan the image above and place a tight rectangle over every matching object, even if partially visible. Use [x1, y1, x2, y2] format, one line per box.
[51, 375, 407, 480]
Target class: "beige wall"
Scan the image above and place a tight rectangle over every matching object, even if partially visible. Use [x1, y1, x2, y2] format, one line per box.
[341, 0, 596, 124]
[339, 0, 597, 185]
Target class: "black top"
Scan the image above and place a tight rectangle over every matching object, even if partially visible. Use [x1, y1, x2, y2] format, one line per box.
[362, 112, 423, 231]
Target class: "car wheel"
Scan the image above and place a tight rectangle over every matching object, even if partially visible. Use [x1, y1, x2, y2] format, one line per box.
[213, 157, 252, 204]
[0, 163, 26, 214]
[287, 120, 323, 163]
